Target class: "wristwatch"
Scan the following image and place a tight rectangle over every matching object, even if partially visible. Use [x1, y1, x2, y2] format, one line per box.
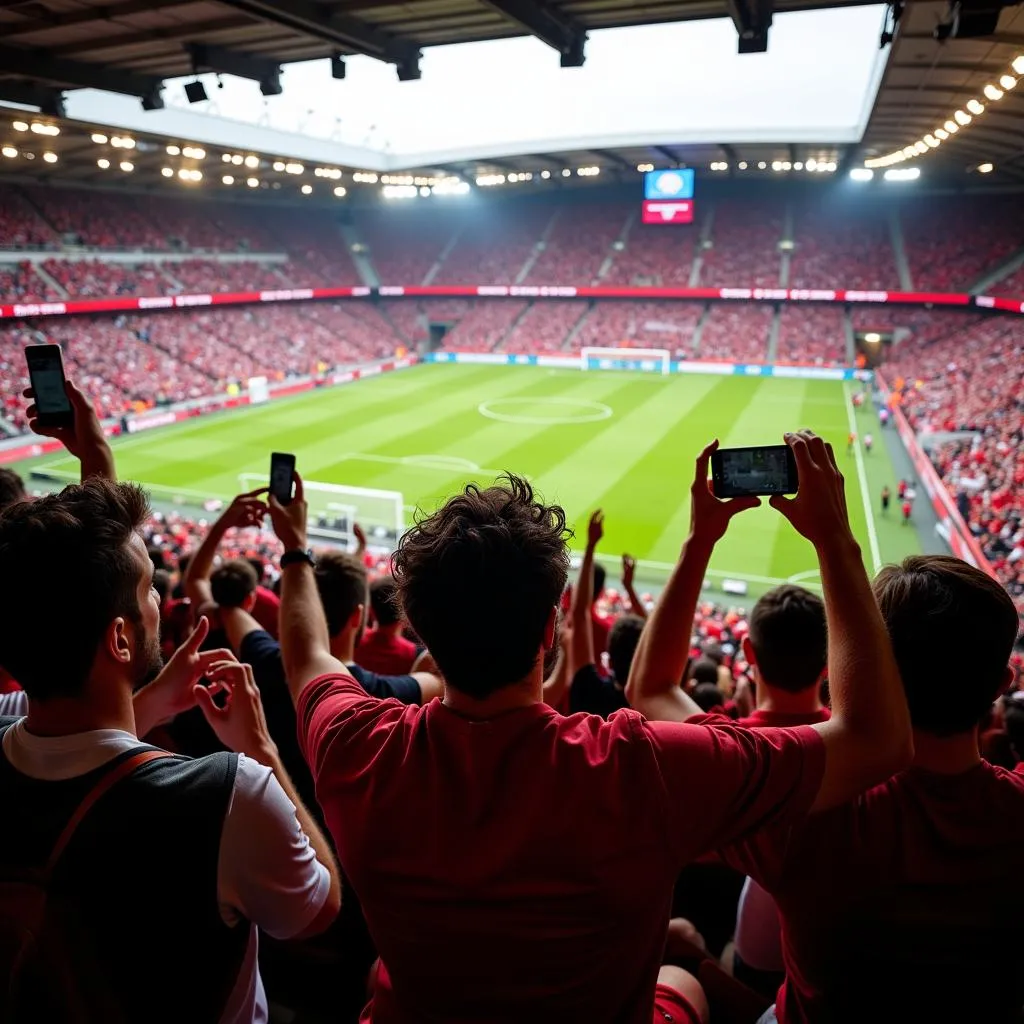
[280, 547, 316, 569]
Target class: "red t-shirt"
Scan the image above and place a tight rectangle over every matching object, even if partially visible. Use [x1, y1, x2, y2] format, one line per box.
[591, 607, 615, 656]
[737, 708, 831, 729]
[251, 586, 280, 638]
[355, 629, 418, 677]
[298, 674, 824, 1024]
[724, 761, 1024, 1023]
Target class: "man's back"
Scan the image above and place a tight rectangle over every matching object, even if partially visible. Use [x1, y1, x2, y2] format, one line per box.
[299, 674, 823, 1023]
[728, 761, 1024, 1023]
[354, 628, 417, 677]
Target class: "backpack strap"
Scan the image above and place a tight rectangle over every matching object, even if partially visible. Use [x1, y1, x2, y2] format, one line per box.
[46, 750, 172, 873]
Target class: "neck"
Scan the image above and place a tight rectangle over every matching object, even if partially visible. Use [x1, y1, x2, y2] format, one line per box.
[442, 671, 543, 720]
[756, 682, 823, 716]
[330, 630, 357, 665]
[24, 679, 137, 739]
[911, 727, 981, 774]
[376, 622, 403, 639]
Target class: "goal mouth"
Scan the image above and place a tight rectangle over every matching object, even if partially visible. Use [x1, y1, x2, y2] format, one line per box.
[238, 473, 405, 548]
[580, 347, 672, 375]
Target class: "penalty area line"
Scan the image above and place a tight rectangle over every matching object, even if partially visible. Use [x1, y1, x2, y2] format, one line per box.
[842, 381, 882, 573]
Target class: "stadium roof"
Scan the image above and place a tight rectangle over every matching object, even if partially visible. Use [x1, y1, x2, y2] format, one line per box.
[0, 0, 1021, 187]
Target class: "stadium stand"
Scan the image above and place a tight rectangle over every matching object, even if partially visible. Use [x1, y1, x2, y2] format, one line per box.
[162, 259, 288, 294]
[699, 199, 783, 288]
[502, 299, 590, 353]
[696, 303, 772, 362]
[775, 305, 847, 366]
[573, 301, 704, 354]
[439, 299, 528, 351]
[40, 258, 169, 298]
[356, 209, 452, 286]
[0, 186, 58, 249]
[0, 261, 60, 302]
[523, 203, 631, 285]
[789, 200, 899, 290]
[899, 195, 1024, 292]
[601, 221, 700, 286]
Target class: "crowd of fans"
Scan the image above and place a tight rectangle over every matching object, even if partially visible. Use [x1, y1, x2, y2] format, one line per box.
[775, 306, 847, 366]
[1, 383, 1022, 1024]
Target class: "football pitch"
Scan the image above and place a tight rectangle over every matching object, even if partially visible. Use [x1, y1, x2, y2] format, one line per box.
[24, 363, 920, 592]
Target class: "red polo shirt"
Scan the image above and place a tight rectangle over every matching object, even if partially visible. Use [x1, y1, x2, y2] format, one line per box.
[724, 760, 1024, 1023]
[737, 708, 830, 729]
[355, 629, 418, 677]
[298, 673, 824, 1023]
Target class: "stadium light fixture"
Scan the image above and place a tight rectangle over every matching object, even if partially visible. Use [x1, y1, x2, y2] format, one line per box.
[943, 120, 958, 133]
[91, 133, 108, 144]
[1000, 74, 1017, 90]
[231, 154, 243, 166]
[119, 161, 133, 172]
[336, 186, 349, 197]
[42, 152, 57, 163]
[30, 122, 59, 136]
[794, 161, 803, 170]
[541, 170, 551, 179]
[849, 168, 874, 181]
[11, 121, 28, 132]
[2, 146, 18, 158]
[966, 98, 984, 115]
[738, 161, 748, 170]
[382, 184, 417, 199]
[301, 184, 312, 194]
[757, 161, 767, 169]
[184, 80, 208, 104]
[166, 144, 180, 155]
[913, 141, 928, 154]
[864, 332, 881, 343]
[1013, 56, 1024, 75]
[983, 83, 1004, 101]
[285, 162, 303, 175]
[272, 160, 285, 172]
[160, 166, 173, 177]
[246, 177, 259, 187]
[182, 146, 205, 159]
[223, 175, 235, 184]
[244, 155, 259, 169]
[924, 135, 939, 148]
[954, 109, 971, 125]
[884, 167, 920, 181]
[977, 162, 994, 173]
[561, 169, 571, 177]
[935, 128, 949, 140]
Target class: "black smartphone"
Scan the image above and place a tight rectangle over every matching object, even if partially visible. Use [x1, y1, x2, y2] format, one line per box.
[269, 452, 296, 505]
[25, 344, 73, 429]
[711, 445, 798, 498]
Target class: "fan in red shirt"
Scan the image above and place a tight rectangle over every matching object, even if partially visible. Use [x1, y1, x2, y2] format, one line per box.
[724, 556, 1024, 1024]
[265, 432, 911, 1024]
[355, 575, 418, 676]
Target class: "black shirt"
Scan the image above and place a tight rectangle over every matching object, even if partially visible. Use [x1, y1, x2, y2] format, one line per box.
[569, 663, 630, 719]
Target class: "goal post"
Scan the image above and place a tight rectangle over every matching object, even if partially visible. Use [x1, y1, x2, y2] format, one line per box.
[238, 474, 405, 547]
[580, 347, 672, 375]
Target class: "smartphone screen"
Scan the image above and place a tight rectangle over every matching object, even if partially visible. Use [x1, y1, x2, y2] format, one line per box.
[711, 445, 798, 498]
[25, 345, 73, 427]
[270, 452, 296, 505]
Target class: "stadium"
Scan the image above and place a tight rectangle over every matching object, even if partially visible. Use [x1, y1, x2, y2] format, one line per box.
[0, 0, 1023, 1021]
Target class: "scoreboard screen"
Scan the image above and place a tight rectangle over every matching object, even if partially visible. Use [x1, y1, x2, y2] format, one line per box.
[642, 169, 695, 225]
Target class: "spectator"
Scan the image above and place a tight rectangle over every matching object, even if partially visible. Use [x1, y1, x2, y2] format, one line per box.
[354, 575, 418, 676]
[591, 559, 616, 655]
[725, 556, 1024, 1023]
[0, 468, 27, 511]
[272, 444, 910, 1024]
[0, 380, 340, 1022]
[211, 559, 260, 613]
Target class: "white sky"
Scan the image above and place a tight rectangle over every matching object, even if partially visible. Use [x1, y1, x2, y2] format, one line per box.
[66, 6, 888, 169]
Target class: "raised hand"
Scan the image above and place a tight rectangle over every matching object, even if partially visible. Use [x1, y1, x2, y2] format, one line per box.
[353, 521, 367, 556]
[622, 554, 637, 590]
[222, 488, 269, 531]
[193, 660, 277, 762]
[268, 470, 308, 551]
[769, 431, 851, 550]
[24, 379, 113, 481]
[690, 440, 761, 544]
[587, 509, 604, 549]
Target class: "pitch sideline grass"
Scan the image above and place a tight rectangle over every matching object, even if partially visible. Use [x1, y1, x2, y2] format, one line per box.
[21, 363, 921, 591]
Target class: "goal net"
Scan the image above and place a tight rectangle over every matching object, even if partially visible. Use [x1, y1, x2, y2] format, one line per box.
[580, 347, 671, 375]
[237, 474, 405, 548]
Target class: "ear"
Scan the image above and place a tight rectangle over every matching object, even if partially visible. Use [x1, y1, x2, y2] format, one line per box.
[243, 591, 258, 613]
[347, 603, 365, 632]
[741, 635, 755, 666]
[106, 616, 133, 665]
[542, 606, 557, 651]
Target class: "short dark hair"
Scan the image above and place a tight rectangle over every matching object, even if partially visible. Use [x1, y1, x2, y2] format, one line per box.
[369, 575, 401, 627]
[692, 682, 724, 712]
[247, 556, 266, 582]
[748, 585, 827, 693]
[608, 615, 644, 683]
[873, 555, 1019, 736]
[702, 641, 724, 666]
[394, 475, 570, 699]
[153, 568, 171, 605]
[593, 561, 606, 599]
[690, 658, 720, 685]
[210, 559, 258, 608]
[0, 478, 150, 700]
[315, 551, 367, 637]
[0, 468, 26, 512]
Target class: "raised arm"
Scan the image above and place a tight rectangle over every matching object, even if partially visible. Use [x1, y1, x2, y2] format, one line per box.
[183, 488, 268, 609]
[570, 510, 602, 675]
[269, 474, 347, 704]
[626, 441, 759, 722]
[771, 431, 912, 811]
[542, 618, 573, 709]
[621, 555, 648, 621]
[25, 378, 115, 482]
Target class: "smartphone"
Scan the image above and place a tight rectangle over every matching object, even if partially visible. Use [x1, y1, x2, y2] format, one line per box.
[269, 452, 296, 505]
[711, 444, 798, 498]
[25, 344, 73, 429]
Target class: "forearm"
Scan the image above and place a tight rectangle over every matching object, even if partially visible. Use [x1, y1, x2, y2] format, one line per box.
[817, 538, 909, 742]
[542, 647, 571, 709]
[625, 533, 709, 718]
[79, 442, 116, 483]
[624, 583, 647, 620]
[280, 561, 334, 697]
[184, 520, 228, 599]
[571, 544, 596, 669]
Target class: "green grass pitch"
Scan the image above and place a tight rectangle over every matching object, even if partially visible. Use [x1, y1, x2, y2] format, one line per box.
[21, 363, 920, 592]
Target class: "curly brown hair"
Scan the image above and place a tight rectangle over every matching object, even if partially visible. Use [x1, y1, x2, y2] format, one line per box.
[393, 474, 571, 699]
